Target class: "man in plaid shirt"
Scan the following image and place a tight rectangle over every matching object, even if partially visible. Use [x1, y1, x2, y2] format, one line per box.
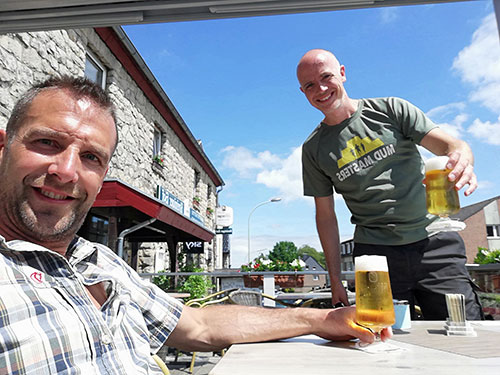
[0, 76, 390, 374]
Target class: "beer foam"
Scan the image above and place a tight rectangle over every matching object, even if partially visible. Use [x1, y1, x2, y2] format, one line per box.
[355, 255, 389, 272]
[425, 156, 449, 172]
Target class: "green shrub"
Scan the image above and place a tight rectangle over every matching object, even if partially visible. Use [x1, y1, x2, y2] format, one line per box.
[474, 247, 500, 264]
[151, 271, 171, 291]
[178, 266, 214, 300]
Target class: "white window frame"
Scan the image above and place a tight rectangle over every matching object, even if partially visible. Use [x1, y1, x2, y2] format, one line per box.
[486, 224, 500, 238]
[84, 50, 107, 89]
[153, 126, 163, 157]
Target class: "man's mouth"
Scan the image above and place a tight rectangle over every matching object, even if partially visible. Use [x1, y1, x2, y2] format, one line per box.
[317, 92, 333, 103]
[36, 188, 74, 201]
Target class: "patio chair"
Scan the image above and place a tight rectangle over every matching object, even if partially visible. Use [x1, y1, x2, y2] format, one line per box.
[152, 354, 170, 375]
[186, 289, 237, 373]
[228, 289, 303, 308]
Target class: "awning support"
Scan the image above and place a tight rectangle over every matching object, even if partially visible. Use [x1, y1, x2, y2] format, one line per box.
[117, 218, 157, 259]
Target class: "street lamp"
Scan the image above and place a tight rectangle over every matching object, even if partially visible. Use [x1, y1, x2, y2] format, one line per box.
[247, 197, 282, 264]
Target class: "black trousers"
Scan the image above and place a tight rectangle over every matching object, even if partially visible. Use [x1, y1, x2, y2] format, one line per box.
[353, 232, 483, 320]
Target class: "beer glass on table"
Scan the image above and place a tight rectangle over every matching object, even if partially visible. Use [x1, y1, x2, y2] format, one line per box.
[355, 255, 395, 340]
[424, 156, 465, 231]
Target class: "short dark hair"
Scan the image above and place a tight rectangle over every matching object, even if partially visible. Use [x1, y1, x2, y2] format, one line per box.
[6, 75, 118, 152]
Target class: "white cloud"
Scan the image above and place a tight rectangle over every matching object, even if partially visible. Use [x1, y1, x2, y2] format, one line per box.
[467, 116, 500, 145]
[476, 179, 495, 191]
[380, 7, 398, 24]
[221, 146, 281, 178]
[452, 13, 500, 112]
[256, 146, 304, 202]
[426, 103, 468, 139]
[223, 145, 344, 202]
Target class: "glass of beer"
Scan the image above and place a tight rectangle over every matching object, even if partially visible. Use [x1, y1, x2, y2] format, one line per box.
[424, 156, 465, 231]
[355, 255, 395, 337]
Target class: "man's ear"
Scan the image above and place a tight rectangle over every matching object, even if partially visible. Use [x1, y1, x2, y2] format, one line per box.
[340, 65, 347, 83]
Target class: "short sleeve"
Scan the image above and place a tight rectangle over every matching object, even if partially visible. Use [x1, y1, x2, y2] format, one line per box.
[302, 143, 334, 197]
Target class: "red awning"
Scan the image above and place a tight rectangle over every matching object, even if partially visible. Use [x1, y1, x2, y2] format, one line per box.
[93, 179, 214, 242]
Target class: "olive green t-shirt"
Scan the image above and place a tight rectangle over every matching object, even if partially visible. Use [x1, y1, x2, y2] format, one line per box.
[302, 97, 438, 245]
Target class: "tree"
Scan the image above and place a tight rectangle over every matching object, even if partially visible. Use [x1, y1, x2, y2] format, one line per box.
[268, 241, 299, 264]
[298, 245, 326, 269]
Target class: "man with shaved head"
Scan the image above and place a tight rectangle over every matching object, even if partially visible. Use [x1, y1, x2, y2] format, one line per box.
[298, 49, 483, 321]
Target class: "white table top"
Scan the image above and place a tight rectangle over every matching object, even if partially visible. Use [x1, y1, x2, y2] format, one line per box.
[209, 321, 500, 375]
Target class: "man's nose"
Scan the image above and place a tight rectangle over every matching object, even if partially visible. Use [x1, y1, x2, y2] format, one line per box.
[47, 149, 79, 183]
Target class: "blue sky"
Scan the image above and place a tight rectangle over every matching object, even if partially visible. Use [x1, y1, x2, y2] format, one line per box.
[124, 1, 500, 267]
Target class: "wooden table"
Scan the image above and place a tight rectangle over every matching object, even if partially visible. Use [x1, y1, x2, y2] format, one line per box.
[209, 321, 500, 375]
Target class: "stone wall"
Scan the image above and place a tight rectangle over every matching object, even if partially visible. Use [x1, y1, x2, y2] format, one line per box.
[0, 28, 218, 272]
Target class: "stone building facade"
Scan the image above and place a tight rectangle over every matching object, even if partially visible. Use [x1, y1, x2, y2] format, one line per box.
[0, 26, 226, 273]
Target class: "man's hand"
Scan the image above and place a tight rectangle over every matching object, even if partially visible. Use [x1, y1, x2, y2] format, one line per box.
[420, 128, 477, 196]
[331, 280, 350, 307]
[314, 306, 393, 344]
[446, 150, 477, 196]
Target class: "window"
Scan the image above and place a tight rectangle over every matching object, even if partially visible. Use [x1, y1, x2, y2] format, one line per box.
[207, 184, 212, 199]
[153, 126, 164, 157]
[194, 169, 200, 192]
[84, 51, 106, 88]
[86, 215, 109, 245]
[486, 225, 500, 238]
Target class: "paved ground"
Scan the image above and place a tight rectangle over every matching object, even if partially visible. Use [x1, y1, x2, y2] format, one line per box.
[162, 350, 222, 375]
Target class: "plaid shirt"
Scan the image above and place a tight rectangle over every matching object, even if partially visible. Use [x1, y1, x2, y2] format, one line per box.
[0, 235, 183, 374]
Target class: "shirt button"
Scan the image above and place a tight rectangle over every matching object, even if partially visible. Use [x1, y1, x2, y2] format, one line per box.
[102, 334, 113, 345]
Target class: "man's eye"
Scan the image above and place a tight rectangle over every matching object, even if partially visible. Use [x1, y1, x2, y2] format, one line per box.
[37, 139, 54, 146]
[83, 153, 99, 162]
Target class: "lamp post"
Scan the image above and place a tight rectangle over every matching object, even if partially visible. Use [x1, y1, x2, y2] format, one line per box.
[247, 197, 282, 264]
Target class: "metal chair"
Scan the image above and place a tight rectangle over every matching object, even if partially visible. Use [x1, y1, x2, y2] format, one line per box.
[152, 354, 170, 375]
[185, 289, 237, 373]
[228, 289, 303, 308]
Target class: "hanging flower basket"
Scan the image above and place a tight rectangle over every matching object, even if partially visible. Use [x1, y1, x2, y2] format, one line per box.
[243, 274, 304, 288]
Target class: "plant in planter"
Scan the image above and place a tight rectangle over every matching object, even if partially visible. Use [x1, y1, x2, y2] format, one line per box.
[241, 254, 306, 288]
[152, 154, 165, 166]
[206, 207, 214, 216]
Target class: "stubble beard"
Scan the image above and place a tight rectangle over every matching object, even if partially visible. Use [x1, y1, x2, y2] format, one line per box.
[10, 177, 89, 244]
[15, 199, 87, 243]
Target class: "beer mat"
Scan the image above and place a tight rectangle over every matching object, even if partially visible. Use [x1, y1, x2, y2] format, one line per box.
[391, 326, 500, 358]
[352, 341, 405, 354]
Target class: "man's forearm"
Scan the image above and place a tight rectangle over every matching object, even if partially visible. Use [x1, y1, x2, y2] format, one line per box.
[168, 304, 323, 351]
[167, 304, 383, 351]
[316, 213, 341, 283]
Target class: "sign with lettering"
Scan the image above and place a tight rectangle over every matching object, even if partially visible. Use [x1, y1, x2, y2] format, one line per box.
[189, 208, 203, 225]
[216, 206, 233, 227]
[156, 185, 184, 215]
[184, 241, 204, 254]
[216, 227, 233, 234]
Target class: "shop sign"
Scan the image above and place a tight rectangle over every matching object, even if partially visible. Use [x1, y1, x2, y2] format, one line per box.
[156, 185, 184, 215]
[216, 206, 233, 227]
[184, 241, 204, 254]
[216, 227, 233, 234]
[189, 208, 203, 225]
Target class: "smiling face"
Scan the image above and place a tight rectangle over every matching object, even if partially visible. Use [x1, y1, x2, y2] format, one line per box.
[297, 50, 350, 123]
[0, 89, 116, 254]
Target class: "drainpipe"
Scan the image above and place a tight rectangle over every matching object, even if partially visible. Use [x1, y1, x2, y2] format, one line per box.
[117, 218, 157, 259]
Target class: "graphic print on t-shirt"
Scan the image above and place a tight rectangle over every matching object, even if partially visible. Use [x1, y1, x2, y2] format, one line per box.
[330, 135, 395, 182]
